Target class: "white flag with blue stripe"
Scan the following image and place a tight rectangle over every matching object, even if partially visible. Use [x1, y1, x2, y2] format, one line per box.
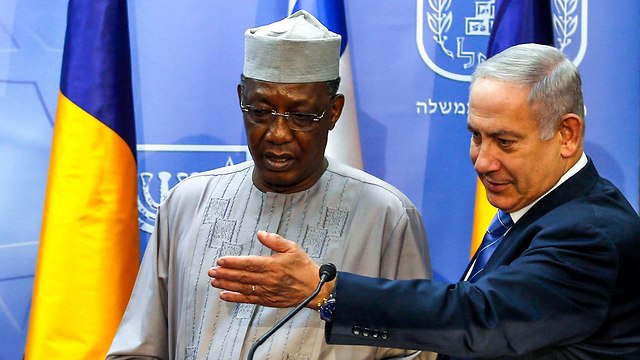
[290, 0, 363, 169]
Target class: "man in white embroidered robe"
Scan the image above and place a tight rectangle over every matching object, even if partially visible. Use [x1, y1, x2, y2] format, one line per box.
[107, 10, 433, 360]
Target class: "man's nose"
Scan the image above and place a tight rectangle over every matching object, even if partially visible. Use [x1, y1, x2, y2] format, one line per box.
[472, 144, 500, 173]
[264, 115, 294, 143]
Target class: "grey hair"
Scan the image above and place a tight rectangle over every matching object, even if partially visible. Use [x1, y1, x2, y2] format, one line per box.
[470, 43, 584, 140]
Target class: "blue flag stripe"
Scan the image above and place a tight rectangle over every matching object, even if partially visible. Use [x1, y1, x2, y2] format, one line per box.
[487, 0, 554, 57]
[292, 0, 348, 55]
[60, 0, 136, 154]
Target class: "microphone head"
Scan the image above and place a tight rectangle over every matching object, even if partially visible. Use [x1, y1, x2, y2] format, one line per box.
[319, 263, 337, 281]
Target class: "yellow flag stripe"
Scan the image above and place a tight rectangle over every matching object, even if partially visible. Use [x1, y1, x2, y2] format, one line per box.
[25, 93, 139, 359]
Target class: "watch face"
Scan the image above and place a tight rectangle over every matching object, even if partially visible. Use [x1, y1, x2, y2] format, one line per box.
[320, 298, 336, 322]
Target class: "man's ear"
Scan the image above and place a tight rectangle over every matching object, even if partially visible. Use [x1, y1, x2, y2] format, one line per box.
[559, 113, 583, 158]
[328, 94, 345, 130]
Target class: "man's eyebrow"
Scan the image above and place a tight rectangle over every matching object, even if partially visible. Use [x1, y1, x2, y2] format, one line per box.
[466, 125, 524, 139]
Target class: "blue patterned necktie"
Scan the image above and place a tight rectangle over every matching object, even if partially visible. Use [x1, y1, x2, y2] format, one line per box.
[468, 210, 514, 282]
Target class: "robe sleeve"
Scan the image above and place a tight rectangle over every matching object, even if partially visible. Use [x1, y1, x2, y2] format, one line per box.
[107, 204, 170, 359]
[380, 206, 432, 281]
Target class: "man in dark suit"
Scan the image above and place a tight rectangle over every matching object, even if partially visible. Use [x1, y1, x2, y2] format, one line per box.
[208, 43, 640, 359]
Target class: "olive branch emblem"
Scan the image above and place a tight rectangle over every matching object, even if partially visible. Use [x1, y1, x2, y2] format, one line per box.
[426, 0, 453, 58]
[553, 0, 579, 50]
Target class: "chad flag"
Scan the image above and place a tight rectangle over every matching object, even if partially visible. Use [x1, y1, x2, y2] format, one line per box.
[24, 1, 139, 359]
[470, 0, 554, 255]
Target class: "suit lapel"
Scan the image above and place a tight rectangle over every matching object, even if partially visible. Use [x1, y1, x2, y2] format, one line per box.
[463, 159, 600, 281]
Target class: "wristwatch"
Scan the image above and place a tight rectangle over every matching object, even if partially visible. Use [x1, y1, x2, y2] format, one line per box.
[318, 292, 336, 322]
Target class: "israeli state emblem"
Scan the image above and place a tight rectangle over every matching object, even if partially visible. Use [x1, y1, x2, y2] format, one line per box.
[416, 0, 588, 82]
[136, 144, 250, 238]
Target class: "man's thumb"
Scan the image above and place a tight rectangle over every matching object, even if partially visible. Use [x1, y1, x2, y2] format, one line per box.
[256, 231, 295, 253]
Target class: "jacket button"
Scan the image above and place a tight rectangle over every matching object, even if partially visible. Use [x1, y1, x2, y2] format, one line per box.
[381, 330, 389, 340]
[362, 328, 371, 337]
[371, 329, 380, 338]
[352, 326, 361, 336]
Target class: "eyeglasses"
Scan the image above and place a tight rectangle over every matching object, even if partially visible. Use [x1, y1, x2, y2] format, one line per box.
[240, 99, 332, 132]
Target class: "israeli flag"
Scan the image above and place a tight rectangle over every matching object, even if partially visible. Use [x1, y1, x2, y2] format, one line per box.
[290, 0, 363, 169]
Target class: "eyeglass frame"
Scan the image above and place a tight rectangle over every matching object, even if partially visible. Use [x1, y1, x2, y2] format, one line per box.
[239, 97, 335, 132]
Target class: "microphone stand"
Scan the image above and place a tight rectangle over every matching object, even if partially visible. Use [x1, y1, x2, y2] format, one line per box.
[247, 263, 336, 360]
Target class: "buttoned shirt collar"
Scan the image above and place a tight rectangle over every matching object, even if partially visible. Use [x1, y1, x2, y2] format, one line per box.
[509, 152, 588, 223]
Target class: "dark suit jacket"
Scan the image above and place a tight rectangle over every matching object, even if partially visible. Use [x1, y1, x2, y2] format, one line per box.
[325, 160, 640, 359]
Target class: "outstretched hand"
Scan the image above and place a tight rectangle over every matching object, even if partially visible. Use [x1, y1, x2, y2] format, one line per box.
[208, 231, 332, 308]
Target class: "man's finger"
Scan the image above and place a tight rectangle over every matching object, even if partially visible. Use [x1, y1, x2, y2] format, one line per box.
[216, 254, 266, 271]
[218, 289, 295, 308]
[257, 230, 298, 253]
[209, 266, 263, 286]
[210, 276, 254, 294]
[218, 291, 257, 305]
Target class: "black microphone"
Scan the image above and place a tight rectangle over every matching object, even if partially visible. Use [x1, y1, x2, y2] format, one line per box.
[247, 263, 337, 360]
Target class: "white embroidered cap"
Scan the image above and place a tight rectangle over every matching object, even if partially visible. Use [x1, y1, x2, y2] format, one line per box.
[244, 10, 341, 83]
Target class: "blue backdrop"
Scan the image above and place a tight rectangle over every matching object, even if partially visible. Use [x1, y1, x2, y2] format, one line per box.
[1, 1, 638, 358]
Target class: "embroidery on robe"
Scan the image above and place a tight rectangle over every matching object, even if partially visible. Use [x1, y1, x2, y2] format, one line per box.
[203, 197, 230, 224]
[233, 303, 254, 320]
[184, 345, 197, 360]
[324, 207, 348, 237]
[208, 218, 236, 248]
[302, 225, 328, 258]
[286, 353, 310, 360]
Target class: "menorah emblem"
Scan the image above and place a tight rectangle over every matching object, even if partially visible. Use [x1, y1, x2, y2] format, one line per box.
[135, 144, 252, 235]
[138, 171, 191, 233]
